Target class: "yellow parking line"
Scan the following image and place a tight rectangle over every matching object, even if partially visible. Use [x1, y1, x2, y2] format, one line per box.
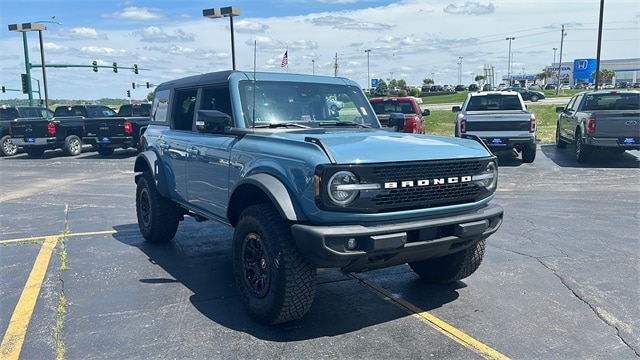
[1, 235, 59, 360]
[0, 230, 117, 245]
[352, 274, 510, 360]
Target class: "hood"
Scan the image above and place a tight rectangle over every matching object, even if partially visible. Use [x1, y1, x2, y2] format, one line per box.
[271, 130, 491, 164]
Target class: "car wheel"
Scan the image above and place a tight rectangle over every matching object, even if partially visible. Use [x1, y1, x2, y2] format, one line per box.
[1, 135, 18, 157]
[233, 203, 317, 325]
[63, 135, 82, 156]
[530, 94, 539, 102]
[97, 147, 115, 156]
[136, 172, 179, 243]
[555, 125, 568, 149]
[575, 131, 593, 163]
[26, 148, 45, 157]
[409, 240, 486, 283]
[521, 143, 536, 163]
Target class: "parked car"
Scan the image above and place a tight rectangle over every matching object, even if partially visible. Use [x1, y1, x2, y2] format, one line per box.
[503, 87, 545, 102]
[468, 84, 479, 91]
[482, 84, 493, 91]
[454, 85, 467, 92]
[528, 84, 543, 91]
[544, 84, 557, 90]
[602, 83, 614, 89]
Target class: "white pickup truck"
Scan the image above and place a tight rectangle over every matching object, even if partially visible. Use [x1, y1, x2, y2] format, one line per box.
[452, 91, 537, 163]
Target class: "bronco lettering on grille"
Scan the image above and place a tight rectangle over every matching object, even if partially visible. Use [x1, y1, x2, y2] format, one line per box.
[384, 176, 472, 189]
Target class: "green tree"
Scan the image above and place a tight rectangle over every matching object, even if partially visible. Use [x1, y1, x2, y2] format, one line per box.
[146, 92, 154, 102]
[474, 75, 486, 84]
[423, 78, 434, 85]
[537, 69, 554, 83]
[397, 79, 407, 88]
[374, 79, 389, 96]
[591, 68, 615, 83]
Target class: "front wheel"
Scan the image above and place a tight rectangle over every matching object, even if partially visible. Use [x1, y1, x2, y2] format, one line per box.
[409, 240, 486, 283]
[136, 172, 179, 243]
[63, 135, 82, 156]
[233, 203, 317, 325]
[530, 94, 539, 102]
[1, 135, 18, 157]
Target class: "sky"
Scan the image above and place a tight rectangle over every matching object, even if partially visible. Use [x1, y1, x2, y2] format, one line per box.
[1, 0, 639, 101]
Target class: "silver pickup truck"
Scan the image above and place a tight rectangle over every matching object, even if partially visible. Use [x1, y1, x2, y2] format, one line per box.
[452, 91, 537, 163]
[555, 90, 640, 162]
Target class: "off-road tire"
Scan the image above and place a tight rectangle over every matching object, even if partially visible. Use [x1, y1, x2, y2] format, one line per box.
[521, 144, 536, 163]
[136, 172, 179, 243]
[555, 125, 568, 149]
[575, 131, 593, 163]
[233, 203, 317, 325]
[63, 135, 82, 156]
[97, 147, 115, 156]
[1, 135, 18, 157]
[409, 239, 486, 283]
[26, 148, 45, 157]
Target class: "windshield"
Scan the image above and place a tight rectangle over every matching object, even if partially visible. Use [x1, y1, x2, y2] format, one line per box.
[238, 80, 379, 128]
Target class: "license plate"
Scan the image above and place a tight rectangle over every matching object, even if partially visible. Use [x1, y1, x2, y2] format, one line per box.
[490, 138, 505, 145]
[101, 137, 111, 143]
[27, 138, 35, 143]
[621, 137, 637, 145]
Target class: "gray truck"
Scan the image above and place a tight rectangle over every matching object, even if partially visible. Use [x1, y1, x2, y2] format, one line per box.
[134, 70, 503, 324]
[452, 91, 537, 163]
[555, 90, 640, 162]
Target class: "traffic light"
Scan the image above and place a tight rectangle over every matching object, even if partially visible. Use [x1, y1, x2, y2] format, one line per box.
[127, 90, 131, 97]
[146, 82, 150, 88]
[132, 82, 136, 89]
[113, 62, 118, 73]
[92, 60, 98, 72]
[21, 73, 29, 94]
[1, 86, 5, 93]
[133, 64, 138, 74]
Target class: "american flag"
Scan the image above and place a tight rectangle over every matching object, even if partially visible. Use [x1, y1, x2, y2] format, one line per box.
[281, 51, 288, 67]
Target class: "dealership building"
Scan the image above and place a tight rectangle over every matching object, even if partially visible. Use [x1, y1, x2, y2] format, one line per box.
[505, 58, 640, 86]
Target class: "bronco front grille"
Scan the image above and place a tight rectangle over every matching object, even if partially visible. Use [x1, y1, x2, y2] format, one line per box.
[316, 158, 493, 213]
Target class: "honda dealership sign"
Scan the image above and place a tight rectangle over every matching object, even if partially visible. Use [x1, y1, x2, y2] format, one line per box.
[573, 58, 597, 80]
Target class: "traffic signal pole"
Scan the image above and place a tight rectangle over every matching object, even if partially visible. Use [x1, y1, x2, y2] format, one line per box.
[21, 32, 34, 105]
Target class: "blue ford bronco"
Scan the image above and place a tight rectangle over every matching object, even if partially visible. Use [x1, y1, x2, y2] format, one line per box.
[134, 70, 503, 324]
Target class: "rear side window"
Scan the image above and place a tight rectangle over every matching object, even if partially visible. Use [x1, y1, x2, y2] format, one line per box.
[583, 93, 639, 111]
[172, 89, 198, 131]
[151, 89, 170, 124]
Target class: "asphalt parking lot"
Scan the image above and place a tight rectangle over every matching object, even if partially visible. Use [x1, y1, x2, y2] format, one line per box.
[1, 146, 639, 359]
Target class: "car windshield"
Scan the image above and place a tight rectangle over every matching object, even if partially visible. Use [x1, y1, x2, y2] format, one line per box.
[239, 80, 379, 128]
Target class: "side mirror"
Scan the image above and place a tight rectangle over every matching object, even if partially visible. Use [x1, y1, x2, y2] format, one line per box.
[452, 106, 461, 112]
[388, 112, 405, 132]
[196, 110, 231, 133]
[422, 109, 430, 116]
[555, 106, 565, 113]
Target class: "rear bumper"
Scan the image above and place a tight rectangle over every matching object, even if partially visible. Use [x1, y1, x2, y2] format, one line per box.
[586, 136, 640, 150]
[480, 136, 536, 150]
[291, 203, 503, 272]
[12, 137, 57, 147]
[83, 136, 134, 148]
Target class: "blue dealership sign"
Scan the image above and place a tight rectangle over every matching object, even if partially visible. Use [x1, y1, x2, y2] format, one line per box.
[573, 59, 597, 80]
[371, 78, 378, 88]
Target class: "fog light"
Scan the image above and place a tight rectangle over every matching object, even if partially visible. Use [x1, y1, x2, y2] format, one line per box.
[346, 238, 358, 250]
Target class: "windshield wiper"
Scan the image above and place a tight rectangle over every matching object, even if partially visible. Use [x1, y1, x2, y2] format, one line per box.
[253, 123, 311, 129]
[318, 121, 370, 128]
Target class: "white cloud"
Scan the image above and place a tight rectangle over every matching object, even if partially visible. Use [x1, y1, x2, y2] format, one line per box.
[58, 27, 107, 40]
[103, 7, 165, 21]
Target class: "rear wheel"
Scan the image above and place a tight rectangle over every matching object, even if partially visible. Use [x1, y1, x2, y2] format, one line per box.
[575, 132, 593, 163]
[1, 135, 18, 157]
[409, 240, 486, 283]
[63, 135, 82, 156]
[97, 147, 115, 156]
[521, 144, 536, 163]
[136, 172, 179, 243]
[233, 203, 316, 325]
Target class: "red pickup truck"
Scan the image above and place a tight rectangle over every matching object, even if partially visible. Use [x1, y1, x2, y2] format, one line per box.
[369, 97, 430, 133]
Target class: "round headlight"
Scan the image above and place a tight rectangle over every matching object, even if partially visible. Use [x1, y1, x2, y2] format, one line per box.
[473, 161, 498, 191]
[328, 171, 359, 206]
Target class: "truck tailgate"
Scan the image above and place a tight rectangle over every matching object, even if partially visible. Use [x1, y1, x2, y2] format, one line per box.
[464, 112, 531, 132]
[10, 119, 53, 139]
[592, 110, 640, 139]
[84, 118, 131, 139]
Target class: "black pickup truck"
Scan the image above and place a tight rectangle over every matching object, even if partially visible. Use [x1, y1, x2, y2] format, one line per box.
[10, 104, 149, 157]
[1, 106, 54, 156]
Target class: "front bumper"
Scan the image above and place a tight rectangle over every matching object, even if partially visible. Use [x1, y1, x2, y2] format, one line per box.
[291, 203, 503, 272]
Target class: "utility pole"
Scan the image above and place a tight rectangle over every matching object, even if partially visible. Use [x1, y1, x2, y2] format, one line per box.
[334, 53, 338, 77]
[555, 25, 566, 96]
[594, 0, 605, 90]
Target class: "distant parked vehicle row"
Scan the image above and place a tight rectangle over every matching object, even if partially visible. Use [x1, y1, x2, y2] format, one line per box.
[0, 105, 53, 156]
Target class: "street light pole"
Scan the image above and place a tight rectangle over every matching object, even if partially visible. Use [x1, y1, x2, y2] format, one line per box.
[505, 37, 515, 86]
[312, 59, 315, 75]
[457, 56, 463, 85]
[552, 47, 558, 86]
[364, 49, 371, 90]
[203, 6, 241, 71]
[555, 25, 566, 96]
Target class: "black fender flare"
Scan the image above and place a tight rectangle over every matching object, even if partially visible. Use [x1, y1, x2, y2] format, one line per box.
[228, 173, 306, 226]
[133, 150, 171, 198]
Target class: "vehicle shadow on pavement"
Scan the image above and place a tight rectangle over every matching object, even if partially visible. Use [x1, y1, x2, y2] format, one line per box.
[110, 220, 465, 340]
[540, 144, 640, 168]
